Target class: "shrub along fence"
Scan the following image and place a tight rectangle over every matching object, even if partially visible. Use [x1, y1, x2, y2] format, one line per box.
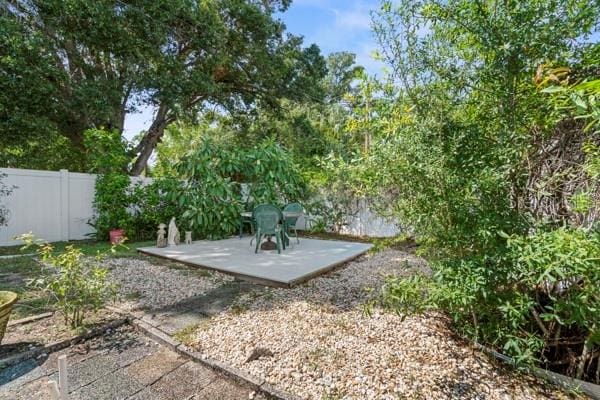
[0, 167, 399, 246]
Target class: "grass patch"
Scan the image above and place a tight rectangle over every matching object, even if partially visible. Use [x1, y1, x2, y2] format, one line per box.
[0, 240, 155, 257]
[0, 256, 53, 319]
[173, 323, 201, 346]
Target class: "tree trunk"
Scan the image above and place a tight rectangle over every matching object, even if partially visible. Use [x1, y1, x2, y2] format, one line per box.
[130, 104, 172, 176]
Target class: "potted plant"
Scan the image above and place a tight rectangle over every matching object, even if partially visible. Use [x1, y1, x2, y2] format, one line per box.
[109, 227, 126, 244]
[0, 174, 18, 343]
[109, 217, 130, 244]
[0, 291, 18, 344]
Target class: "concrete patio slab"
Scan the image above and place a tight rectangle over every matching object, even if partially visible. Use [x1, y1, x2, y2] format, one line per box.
[138, 238, 372, 287]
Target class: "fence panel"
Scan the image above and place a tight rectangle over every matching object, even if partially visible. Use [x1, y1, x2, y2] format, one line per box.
[0, 168, 97, 246]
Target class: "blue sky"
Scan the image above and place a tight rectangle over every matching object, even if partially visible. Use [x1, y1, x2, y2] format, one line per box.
[279, 0, 384, 74]
[123, 0, 383, 139]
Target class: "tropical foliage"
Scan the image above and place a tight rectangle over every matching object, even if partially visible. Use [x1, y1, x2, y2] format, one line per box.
[360, 0, 600, 382]
[175, 138, 306, 238]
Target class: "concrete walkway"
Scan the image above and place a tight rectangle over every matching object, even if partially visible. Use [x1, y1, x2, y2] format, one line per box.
[0, 326, 266, 400]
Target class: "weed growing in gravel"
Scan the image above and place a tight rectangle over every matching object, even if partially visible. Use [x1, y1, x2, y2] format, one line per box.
[174, 323, 201, 346]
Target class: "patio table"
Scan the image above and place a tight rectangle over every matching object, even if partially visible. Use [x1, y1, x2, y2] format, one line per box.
[240, 211, 303, 218]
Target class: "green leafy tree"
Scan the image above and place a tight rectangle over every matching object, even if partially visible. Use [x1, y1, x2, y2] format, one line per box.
[363, 0, 600, 382]
[1, 1, 326, 174]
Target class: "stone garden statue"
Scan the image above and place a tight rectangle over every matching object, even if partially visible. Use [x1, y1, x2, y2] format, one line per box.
[185, 231, 192, 245]
[156, 223, 167, 248]
[167, 218, 180, 246]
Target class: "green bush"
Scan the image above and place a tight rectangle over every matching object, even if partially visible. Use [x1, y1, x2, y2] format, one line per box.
[380, 227, 600, 376]
[90, 173, 132, 241]
[361, 0, 600, 382]
[130, 178, 185, 239]
[20, 234, 117, 328]
[92, 173, 185, 242]
[175, 138, 307, 239]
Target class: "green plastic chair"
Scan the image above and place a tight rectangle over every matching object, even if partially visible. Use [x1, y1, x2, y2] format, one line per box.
[283, 202, 303, 245]
[239, 213, 255, 239]
[252, 204, 284, 254]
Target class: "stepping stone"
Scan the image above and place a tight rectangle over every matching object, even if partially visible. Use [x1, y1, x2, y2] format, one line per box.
[48, 354, 118, 392]
[124, 347, 186, 386]
[0, 375, 51, 400]
[69, 369, 144, 400]
[126, 386, 166, 400]
[150, 361, 217, 399]
[193, 378, 256, 400]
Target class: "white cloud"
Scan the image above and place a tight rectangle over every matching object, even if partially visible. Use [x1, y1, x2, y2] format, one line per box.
[295, 1, 385, 75]
[332, 8, 371, 30]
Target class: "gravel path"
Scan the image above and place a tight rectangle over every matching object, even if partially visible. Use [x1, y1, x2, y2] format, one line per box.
[185, 250, 577, 400]
[106, 257, 234, 311]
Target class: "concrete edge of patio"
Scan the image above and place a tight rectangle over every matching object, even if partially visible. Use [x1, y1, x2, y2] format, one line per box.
[126, 313, 303, 400]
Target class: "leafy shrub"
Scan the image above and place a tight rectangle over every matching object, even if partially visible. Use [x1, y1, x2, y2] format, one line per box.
[129, 178, 185, 239]
[20, 234, 117, 328]
[175, 138, 307, 239]
[175, 138, 244, 239]
[91, 173, 133, 240]
[360, 0, 600, 383]
[380, 227, 600, 378]
[244, 141, 307, 207]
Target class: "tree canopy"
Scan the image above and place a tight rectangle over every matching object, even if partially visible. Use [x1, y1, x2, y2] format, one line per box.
[1, 0, 326, 174]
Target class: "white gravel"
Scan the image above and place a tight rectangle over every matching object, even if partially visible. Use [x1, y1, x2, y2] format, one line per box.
[105, 257, 234, 311]
[188, 250, 575, 400]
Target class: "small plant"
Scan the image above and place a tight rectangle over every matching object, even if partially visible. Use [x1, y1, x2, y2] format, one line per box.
[19, 234, 117, 328]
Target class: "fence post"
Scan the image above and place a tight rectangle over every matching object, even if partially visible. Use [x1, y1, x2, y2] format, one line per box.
[60, 169, 70, 241]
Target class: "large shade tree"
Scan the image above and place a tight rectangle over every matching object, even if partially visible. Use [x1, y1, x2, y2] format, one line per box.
[0, 0, 326, 174]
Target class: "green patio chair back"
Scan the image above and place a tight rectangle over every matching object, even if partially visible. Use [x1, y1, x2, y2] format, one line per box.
[252, 204, 284, 253]
[283, 202, 303, 244]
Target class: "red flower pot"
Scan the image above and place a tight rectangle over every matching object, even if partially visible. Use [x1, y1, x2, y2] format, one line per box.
[109, 229, 126, 245]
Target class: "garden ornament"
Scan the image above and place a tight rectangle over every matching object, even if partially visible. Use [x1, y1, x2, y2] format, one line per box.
[157, 223, 167, 248]
[167, 218, 180, 246]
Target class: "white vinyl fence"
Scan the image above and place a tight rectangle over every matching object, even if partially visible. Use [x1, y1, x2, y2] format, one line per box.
[294, 198, 400, 237]
[0, 167, 399, 247]
[0, 168, 96, 246]
[0, 168, 150, 246]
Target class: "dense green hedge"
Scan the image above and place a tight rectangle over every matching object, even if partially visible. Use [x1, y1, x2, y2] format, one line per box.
[91, 139, 306, 241]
